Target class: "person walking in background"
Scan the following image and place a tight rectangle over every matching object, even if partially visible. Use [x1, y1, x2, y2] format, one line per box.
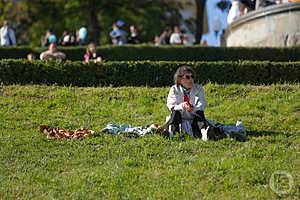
[84, 43, 105, 63]
[59, 30, 75, 46]
[227, 0, 247, 23]
[200, 39, 207, 46]
[169, 26, 182, 45]
[227, 0, 242, 24]
[240, 0, 276, 11]
[109, 20, 127, 45]
[109, 23, 119, 45]
[182, 34, 192, 46]
[220, 29, 227, 47]
[115, 20, 127, 45]
[76, 27, 88, 46]
[41, 29, 56, 47]
[158, 26, 172, 45]
[240, 0, 256, 10]
[127, 25, 140, 44]
[239, 3, 246, 16]
[154, 35, 160, 46]
[0, 20, 16, 46]
[69, 34, 76, 46]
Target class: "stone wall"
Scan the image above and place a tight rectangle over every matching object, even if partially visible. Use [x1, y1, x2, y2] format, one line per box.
[225, 2, 300, 47]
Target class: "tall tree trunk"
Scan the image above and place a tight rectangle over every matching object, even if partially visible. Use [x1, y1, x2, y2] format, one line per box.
[88, 0, 100, 45]
[195, 0, 206, 44]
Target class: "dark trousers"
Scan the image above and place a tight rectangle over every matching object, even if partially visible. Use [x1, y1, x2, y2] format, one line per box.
[169, 110, 206, 137]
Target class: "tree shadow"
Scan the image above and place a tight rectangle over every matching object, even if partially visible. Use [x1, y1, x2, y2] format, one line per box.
[201, 129, 285, 142]
[96, 129, 287, 143]
[209, 130, 284, 142]
[246, 130, 281, 138]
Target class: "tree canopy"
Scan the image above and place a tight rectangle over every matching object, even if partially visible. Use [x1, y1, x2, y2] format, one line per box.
[0, 0, 184, 46]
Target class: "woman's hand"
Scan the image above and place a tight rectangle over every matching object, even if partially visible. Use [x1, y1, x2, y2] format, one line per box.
[184, 102, 193, 112]
[96, 57, 102, 62]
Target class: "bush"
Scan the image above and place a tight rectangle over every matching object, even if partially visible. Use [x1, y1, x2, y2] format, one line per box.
[1, 45, 300, 61]
[0, 59, 299, 86]
[0, 46, 36, 60]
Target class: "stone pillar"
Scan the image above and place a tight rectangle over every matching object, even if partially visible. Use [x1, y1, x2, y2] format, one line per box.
[225, 2, 300, 47]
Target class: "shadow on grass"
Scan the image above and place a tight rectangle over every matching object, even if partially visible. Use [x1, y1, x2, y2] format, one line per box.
[164, 130, 286, 142]
[95, 130, 287, 143]
[246, 131, 281, 138]
[157, 130, 248, 142]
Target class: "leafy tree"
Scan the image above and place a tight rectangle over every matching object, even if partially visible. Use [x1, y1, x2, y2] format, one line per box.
[194, 0, 207, 44]
[0, 0, 183, 46]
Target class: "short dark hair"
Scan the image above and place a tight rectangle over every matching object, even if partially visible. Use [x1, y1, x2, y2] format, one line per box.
[174, 65, 195, 86]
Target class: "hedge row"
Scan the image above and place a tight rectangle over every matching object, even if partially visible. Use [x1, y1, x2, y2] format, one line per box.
[0, 59, 299, 86]
[1, 45, 300, 62]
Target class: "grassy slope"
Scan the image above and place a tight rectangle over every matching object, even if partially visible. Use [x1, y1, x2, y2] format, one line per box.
[0, 84, 299, 199]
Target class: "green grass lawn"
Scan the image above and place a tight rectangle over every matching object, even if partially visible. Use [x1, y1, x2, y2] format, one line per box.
[0, 83, 299, 199]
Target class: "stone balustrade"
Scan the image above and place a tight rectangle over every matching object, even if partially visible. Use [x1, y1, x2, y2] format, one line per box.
[225, 2, 300, 47]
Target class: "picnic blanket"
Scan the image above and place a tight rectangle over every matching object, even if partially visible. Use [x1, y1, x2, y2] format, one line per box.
[101, 122, 159, 137]
[101, 120, 247, 139]
[40, 124, 95, 139]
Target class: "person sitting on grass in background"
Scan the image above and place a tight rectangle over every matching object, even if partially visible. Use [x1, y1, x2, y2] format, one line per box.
[27, 53, 36, 61]
[84, 43, 105, 63]
[166, 65, 208, 138]
[40, 43, 66, 61]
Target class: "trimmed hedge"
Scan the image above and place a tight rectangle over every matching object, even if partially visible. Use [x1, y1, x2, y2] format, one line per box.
[0, 59, 299, 86]
[0, 46, 35, 60]
[1, 45, 300, 62]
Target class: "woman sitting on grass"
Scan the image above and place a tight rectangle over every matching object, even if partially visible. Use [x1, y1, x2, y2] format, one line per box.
[167, 65, 208, 138]
[84, 43, 105, 63]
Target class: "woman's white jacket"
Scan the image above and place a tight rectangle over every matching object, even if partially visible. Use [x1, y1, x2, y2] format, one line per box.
[167, 84, 207, 120]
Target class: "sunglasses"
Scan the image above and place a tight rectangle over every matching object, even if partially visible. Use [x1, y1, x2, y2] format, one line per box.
[182, 75, 194, 79]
